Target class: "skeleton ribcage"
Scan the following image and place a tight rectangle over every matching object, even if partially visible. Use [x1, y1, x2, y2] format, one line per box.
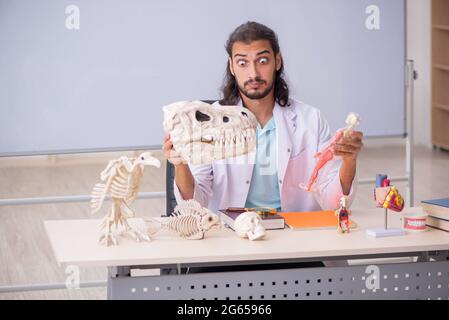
[110, 169, 140, 201]
[165, 215, 203, 238]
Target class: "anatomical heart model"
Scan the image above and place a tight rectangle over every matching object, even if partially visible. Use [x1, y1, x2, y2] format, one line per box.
[299, 113, 360, 192]
[90, 152, 161, 246]
[366, 174, 406, 238]
[374, 174, 405, 212]
[163, 100, 257, 165]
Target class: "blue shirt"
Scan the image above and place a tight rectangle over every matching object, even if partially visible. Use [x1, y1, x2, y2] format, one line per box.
[245, 117, 282, 211]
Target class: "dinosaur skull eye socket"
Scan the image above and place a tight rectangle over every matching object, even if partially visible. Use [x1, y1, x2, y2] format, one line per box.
[141, 156, 144, 160]
[208, 217, 213, 222]
[241, 112, 248, 117]
[223, 116, 229, 123]
[195, 110, 211, 122]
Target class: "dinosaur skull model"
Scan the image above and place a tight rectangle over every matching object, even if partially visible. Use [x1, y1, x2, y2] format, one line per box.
[163, 100, 257, 165]
[234, 211, 266, 241]
[146, 199, 221, 240]
[91, 151, 161, 246]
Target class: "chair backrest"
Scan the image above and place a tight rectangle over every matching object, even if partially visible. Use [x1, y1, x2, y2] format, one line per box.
[165, 100, 216, 216]
[165, 161, 177, 216]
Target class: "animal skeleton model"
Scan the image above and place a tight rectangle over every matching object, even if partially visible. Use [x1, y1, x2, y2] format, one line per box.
[234, 211, 266, 241]
[91, 152, 161, 246]
[163, 100, 257, 165]
[299, 112, 361, 192]
[146, 199, 221, 239]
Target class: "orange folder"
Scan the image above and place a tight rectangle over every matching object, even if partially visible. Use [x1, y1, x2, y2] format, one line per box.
[279, 210, 357, 230]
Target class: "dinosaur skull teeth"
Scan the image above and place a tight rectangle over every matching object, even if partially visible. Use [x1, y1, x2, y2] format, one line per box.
[201, 135, 215, 144]
[163, 101, 257, 164]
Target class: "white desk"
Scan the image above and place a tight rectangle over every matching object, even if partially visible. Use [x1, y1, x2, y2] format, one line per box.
[45, 207, 449, 300]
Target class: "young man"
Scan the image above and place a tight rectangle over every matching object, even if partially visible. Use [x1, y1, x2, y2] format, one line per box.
[163, 21, 363, 213]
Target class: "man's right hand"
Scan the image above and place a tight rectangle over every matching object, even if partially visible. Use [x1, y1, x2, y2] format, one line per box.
[163, 133, 186, 166]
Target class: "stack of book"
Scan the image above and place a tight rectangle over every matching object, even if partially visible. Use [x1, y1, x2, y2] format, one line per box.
[421, 197, 449, 232]
[219, 208, 285, 230]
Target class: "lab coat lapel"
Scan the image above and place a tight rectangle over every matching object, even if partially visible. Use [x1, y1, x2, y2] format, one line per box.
[274, 103, 295, 185]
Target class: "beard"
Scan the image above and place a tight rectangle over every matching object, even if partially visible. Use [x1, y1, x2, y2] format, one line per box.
[237, 73, 275, 100]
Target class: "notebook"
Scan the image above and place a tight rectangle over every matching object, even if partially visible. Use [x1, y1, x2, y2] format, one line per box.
[279, 210, 357, 231]
[422, 197, 449, 208]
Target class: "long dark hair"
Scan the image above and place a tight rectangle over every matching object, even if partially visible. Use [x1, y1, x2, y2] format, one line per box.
[219, 21, 290, 107]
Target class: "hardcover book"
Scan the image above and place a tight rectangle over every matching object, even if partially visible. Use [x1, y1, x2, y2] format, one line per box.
[426, 215, 449, 232]
[421, 197, 449, 221]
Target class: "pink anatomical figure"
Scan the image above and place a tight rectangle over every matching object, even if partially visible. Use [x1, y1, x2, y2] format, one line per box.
[299, 113, 360, 192]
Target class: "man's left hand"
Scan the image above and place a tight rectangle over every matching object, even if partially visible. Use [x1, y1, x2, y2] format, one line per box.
[334, 131, 364, 163]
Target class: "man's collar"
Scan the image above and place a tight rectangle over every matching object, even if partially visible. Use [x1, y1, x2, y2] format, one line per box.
[236, 97, 296, 126]
[256, 116, 276, 134]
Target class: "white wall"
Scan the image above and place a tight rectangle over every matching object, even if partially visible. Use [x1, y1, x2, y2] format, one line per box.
[407, 0, 431, 147]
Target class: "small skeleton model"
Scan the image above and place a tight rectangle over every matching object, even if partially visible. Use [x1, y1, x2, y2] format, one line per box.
[335, 196, 351, 233]
[146, 199, 221, 240]
[163, 100, 257, 165]
[234, 211, 266, 241]
[91, 152, 161, 246]
[299, 112, 360, 192]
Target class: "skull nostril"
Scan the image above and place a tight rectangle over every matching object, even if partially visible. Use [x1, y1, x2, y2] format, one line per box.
[241, 112, 248, 118]
[223, 116, 229, 123]
[195, 110, 211, 122]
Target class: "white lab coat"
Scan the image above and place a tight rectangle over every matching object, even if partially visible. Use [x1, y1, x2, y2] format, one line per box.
[174, 99, 356, 213]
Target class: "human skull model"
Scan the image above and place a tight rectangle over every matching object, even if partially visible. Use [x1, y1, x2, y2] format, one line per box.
[163, 100, 257, 165]
[233, 211, 266, 241]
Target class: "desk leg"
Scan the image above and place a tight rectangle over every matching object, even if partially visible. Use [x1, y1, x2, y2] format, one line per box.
[107, 266, 131, 300]
[418, 251, 449, 262]
[107, 268, 112, 300]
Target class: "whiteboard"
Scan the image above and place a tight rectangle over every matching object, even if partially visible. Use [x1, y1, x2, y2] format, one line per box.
[0, 0, 406, 156]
